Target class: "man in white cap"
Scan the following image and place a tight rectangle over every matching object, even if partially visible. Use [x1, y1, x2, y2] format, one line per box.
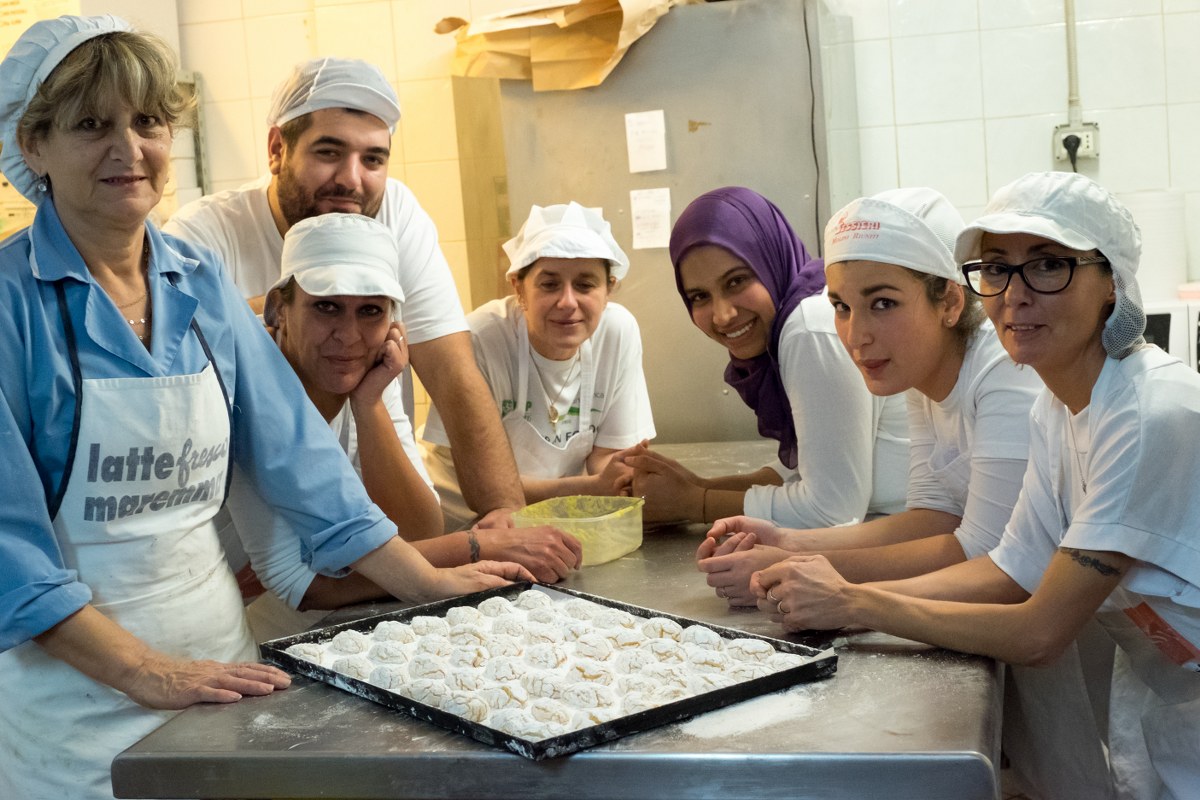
[165, 57, 524, 527]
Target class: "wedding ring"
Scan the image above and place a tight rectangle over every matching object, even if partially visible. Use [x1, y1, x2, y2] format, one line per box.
[778, 602, 790, 615]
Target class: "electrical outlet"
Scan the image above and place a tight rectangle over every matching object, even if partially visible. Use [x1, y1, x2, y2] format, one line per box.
[1053, 122, 1100, 162]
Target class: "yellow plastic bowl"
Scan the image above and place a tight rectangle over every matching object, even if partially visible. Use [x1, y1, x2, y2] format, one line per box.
[513, 496, 644, 566]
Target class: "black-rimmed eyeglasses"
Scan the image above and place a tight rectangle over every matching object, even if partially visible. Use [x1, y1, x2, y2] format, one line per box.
[961, 256, 1110, 297]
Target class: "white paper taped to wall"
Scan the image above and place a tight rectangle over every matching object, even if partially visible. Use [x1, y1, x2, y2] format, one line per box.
[625, 109, 666, 173]
[630, 187, 670, 250]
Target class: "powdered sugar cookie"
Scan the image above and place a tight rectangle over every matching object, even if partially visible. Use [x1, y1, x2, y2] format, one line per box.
[410, 615, 450, 636]
[331, 655, 373, 681]
[372, 620, 416, 644]
[328, 630, 371, 655]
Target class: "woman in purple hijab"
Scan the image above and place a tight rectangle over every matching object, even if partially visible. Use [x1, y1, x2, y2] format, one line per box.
[627, 187, 910, 531]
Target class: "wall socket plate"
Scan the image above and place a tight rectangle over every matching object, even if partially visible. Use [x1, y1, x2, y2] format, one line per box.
[1053, 122, 1100, 162]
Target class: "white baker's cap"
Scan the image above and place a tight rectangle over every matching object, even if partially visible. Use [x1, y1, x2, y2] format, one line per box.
[824, 187, 964, 283]
[503, 202, 630, 280]
[272, 214, 405, 321]
[0, 14, 131, 202]
[955, 171, 1143, 358]
[266, 57, 401, 133]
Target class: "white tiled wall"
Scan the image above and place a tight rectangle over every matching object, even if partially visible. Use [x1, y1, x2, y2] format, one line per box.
[821, 0, 1200, 289]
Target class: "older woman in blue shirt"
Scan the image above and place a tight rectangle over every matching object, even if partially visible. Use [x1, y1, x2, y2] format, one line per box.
[0, 16, 529, 800]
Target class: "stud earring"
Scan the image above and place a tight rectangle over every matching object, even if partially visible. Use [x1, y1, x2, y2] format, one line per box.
[35, 175, 49, 193]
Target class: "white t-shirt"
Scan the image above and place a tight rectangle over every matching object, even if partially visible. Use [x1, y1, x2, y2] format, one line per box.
[331, 381, 434, 491]
[991, 346, 1200, 651]
[743, 292, 910, 528]
[163, 175, 467, 346]
[905, 322, 1044, 558]
[221, 380, 433, 609]
[423, 296, 656, 459]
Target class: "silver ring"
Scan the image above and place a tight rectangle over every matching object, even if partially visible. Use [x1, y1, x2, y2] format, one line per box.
[766, 590, 779, 603]
[777, 602, 789, 615]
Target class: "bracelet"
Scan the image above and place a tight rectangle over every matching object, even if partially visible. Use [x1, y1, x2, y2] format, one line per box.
[701, 488, 709, 522]
[467, 530, 481, 563]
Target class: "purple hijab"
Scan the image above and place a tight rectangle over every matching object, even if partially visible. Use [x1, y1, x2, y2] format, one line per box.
[669, 187, 825, 470]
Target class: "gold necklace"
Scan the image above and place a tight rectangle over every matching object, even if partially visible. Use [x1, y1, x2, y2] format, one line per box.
[533, 351, 580, 426]
[121, 242, 151, 344]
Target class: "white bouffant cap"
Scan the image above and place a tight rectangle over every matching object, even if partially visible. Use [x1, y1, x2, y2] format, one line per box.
[266, 57, 401, 133]
[956, 171, 1144, 358]
[824, 187, 965, 283]
[503, 202, 630, 280]
[0, 14, 130, 202]
[271, 213, 404, 322]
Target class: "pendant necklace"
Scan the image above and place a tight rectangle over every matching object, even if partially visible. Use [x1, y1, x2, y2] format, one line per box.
[1067, 414, 1087, 494]
[534, 351, 580, 426]
[116, 242, 151, 343]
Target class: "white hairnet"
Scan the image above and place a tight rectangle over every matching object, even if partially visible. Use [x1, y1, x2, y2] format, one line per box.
[503, 202, 630, 280]
[956, 171, 1144, 359]
[824, 187, 964, 283]
[0, 14, 130, 202]
[271, 213, 404, 323]
[266, 57, 401, 133]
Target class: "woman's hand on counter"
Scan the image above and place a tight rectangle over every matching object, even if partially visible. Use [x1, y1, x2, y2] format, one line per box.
[478, 526, 582, 583]
[432, 561, 538, 598]
[124, 653, 292, 710]
[590, 445, 638, 496]
[626, 449, 706, 522]
[705, 516, 788, 548]
[34, 606, 292, 711]
[751, 555, 854, 633]
[696, 529, 755, 560]
[697, 543, 794, 607]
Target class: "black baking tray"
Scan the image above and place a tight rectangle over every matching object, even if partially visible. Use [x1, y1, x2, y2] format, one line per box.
[260, 582, 837, 760]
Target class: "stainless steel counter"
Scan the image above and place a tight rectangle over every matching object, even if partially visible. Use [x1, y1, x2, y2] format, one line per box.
[112, 442, 1002, 800]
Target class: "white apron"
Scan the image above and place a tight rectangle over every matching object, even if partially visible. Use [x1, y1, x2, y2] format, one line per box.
[1097, 590, 1200, 800]
[0, 312, 255, 800]
[1055, 400, 1200, 800]
[505, 315, 597, 480]
[426, 317, 598, 528]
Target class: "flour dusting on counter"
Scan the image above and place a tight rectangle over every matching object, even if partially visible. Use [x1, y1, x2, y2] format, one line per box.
[678, 686, 816, 738]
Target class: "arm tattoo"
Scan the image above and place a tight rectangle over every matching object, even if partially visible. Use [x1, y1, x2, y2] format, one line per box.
[1061, 547, 1123, 578]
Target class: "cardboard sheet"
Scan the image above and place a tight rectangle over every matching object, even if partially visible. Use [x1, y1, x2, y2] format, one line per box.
[437, 0, 680, 91]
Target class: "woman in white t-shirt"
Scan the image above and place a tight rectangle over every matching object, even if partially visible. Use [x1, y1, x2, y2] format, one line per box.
[626, 187, 910, 528]
[422, 203, 656, 529]
[754, 172, 1200, 799]
[698, 189, 1117, 800]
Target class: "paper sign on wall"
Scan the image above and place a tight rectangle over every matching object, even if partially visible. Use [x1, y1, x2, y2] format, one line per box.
[625, 110, 666, 173]
[630, 187, 671, 250]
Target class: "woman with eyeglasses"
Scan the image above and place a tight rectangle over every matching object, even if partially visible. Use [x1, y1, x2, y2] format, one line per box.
[751, 172, 1200, 798]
